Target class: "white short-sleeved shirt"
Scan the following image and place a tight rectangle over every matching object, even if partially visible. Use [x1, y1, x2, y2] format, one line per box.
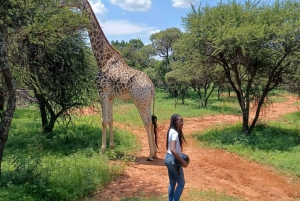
[167, 128, 181, 154]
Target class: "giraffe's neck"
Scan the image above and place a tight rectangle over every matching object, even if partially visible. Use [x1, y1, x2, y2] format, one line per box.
[82, 1, 120, 68]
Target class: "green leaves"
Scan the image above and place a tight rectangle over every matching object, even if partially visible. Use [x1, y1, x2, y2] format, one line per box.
[180, 0, 300, 134]
[0, 0, 98, 133]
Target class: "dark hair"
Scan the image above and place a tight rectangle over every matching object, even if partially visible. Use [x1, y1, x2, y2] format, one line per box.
[166, 114, 186, 150]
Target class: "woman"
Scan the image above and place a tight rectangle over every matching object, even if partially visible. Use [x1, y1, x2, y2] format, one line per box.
[164, 114, 188, 201]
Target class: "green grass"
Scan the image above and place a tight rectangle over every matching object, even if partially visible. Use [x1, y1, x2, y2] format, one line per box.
[111, 89, 289, 127]
[1, 107, 139, 201]
[110, 89, 241, 128]
[184, 189, 245, 201]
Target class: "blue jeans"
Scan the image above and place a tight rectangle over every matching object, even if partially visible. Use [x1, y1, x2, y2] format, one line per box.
[164, 153, 185, 201]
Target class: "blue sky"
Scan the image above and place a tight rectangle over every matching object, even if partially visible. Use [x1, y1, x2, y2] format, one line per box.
[88, 0, 218, 44]
[88, 0, 274, 45]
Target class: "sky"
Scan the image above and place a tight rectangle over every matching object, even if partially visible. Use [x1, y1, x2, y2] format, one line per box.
[88, 0, 275, 45]
[87, 0, 219, 44]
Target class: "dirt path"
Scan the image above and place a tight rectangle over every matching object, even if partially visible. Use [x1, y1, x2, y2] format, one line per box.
[92, 96, 300, 201]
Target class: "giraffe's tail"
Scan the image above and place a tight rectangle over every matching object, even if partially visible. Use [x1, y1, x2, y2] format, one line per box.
[151, 87, 158, 148]
[152, 115, 158, 149]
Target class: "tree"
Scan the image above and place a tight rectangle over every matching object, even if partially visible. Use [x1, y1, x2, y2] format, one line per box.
[150, 28, 183, 88]
[165, 63, 190, 106]
[112, 39, 143, 69]
[282, 56, 300, 95]
[112, 39, 156, 71]
[150, 27, 182, 64]
[0, 32, 16, 176]
[183, 0, 300, 134]
[28, 34, 97, 133]
[172, 33, 224, 107]
[143, 59, 164, 87]
[112, 39, 161, 87]
[189, 67, 219, 108]
[137, 44, 157, 70]
[1, 0, 95, 133]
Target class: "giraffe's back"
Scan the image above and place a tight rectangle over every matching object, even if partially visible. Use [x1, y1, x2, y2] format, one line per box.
[95, 54, 154, 102]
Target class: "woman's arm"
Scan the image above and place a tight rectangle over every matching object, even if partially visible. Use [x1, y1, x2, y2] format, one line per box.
[170, 140, 188, 167]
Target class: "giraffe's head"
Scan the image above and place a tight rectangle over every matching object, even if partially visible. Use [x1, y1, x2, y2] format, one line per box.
[59, 0, 87, 10]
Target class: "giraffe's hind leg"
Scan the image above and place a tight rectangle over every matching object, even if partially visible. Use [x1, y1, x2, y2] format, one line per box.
[145, 124, 156, 161]
[135, 102, 157, 161]
[148, 121, 158, 159]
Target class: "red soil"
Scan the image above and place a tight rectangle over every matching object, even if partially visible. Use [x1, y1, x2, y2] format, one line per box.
[89, 95, 300, 201]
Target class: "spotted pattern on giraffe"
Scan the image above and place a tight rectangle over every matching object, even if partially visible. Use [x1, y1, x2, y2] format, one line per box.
[60, 0, 158, 160]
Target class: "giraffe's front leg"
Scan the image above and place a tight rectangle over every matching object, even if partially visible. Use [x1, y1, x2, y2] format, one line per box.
[99, 92, 110, 154]
[108, 120, 114, 149]
[101, 121, 108, 154]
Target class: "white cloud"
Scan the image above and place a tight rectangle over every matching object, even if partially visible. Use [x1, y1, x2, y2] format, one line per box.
[171, 0, 199, 8]
[149, 29, 161, 35]
[109, 0, 152, 11]
[100, 20, 156, 36]
[89, 0, 107, 14]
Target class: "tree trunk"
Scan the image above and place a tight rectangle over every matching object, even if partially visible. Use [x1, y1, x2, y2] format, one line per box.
[227, 86, 231, 97]
[0, 87, 4, 120]
[242, 108, 250, 135]
[217, 87, 221, 100]
[203, 83, 217, 107]
[174, 89, 178, 108]
[35, 93, 49, 130]
[33, 91, 56, 133]
[249, 92, 269, 134]
[0, 33, 16, 176]
[44, 118, 55, 134]
[191, 86, 202, 108]
[240, 92, 251, 135]
[30, 64, 57, 133]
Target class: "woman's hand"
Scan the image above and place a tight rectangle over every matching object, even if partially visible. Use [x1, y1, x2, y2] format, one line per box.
[181, 160, 188, 167]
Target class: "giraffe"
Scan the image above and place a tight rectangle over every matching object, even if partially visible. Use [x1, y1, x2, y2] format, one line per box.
[60, 0, 158, 161]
